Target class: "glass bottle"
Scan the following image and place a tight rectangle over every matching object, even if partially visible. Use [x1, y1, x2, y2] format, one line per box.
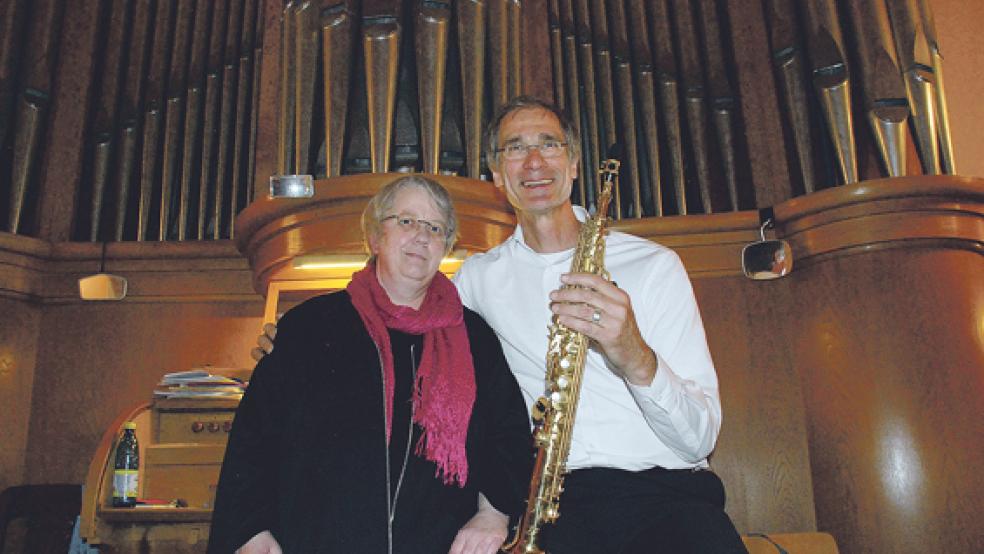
[112, 421, 139, 507]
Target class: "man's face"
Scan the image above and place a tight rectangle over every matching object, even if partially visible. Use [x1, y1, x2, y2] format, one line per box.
[490, 107, 579, 216]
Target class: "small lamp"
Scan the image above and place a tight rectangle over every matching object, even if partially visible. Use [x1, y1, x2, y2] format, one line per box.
[79, 242, 127, 300]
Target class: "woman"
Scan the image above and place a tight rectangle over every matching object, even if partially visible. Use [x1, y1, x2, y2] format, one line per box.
[208, 176, 534, 553]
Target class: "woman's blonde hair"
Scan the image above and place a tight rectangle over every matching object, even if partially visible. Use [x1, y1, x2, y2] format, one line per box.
[361, 175, 458, 260]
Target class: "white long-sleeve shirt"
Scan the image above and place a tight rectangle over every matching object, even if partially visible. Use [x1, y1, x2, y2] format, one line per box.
[453, 206, 721, 471]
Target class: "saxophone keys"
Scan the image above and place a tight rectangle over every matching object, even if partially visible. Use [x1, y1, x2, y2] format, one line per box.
[531, 396, 550, 423]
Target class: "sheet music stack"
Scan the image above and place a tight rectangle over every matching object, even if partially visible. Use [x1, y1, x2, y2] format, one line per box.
[154, 369, 246, 399]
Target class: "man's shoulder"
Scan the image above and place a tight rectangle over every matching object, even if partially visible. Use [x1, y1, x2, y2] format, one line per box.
[607, 229, 679, 261]
[455, 240, 512, 280]
[464, 240, 512, 265]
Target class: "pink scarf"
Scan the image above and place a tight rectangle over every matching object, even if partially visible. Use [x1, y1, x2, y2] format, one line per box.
[346, 263, 476, 486]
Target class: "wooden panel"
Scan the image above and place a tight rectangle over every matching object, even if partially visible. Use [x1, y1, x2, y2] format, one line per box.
[617, 175, 984, 545]
[24, 301, 262, 487]
[88, 521, 211, 554]
[769, 174, 984, 552]
[0, 233, 50, 299]
[79, 397, 241, 551]
[933, 0, 984, 179]
[614, 211, 760, 277]
[0, 297, 41, 493]
[143, 444, 226, 509]
[694, 275, 818, 534]
[153, 400, 237, 444]
[789, 248, 984, 554]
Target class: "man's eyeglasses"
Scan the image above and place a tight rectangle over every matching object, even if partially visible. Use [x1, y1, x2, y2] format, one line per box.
[495, 140, 568, 161]
[382, 214, 449, 238]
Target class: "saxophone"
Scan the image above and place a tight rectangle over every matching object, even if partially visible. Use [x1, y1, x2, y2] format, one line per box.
[503, 156, 621, 554]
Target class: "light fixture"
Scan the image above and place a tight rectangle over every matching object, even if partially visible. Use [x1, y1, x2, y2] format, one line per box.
[79, 242, 128, 300]
[292, 253, 371, 270]
[292, 250, 471, 274]
[269, 174, 314, 198]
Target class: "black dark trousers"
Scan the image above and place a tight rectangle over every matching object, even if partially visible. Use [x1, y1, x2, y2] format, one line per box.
[539, 466, 748, 554]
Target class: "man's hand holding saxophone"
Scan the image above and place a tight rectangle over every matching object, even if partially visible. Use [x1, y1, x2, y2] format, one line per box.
[548, 272, 658, 387]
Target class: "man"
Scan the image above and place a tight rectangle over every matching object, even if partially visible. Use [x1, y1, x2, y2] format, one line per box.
[256, 97, 745, 553]
[452, 96, 745, 553]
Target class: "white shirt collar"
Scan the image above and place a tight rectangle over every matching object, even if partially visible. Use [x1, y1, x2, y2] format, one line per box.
[507, 205, 590, 252]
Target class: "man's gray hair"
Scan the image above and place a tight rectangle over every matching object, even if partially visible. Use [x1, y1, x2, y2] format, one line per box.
[483, 95, 581, 170]
[362, 175, 458, 258]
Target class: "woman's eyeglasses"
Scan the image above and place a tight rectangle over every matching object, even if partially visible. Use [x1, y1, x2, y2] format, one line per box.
[382, 214, 448, 238]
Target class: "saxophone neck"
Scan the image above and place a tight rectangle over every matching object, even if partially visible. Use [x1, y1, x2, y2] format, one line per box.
[595, 156, 620, 220]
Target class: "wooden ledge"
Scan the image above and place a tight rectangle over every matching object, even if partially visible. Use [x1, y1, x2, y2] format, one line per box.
[0, 235, 254, 302]
[234, 173, 514, 249]
[773, 175, 984, 264]
[612, 175, 984, 274]
[234, 174, 516, 294]
[231, 174, 984, 291]
[95, 506, 212, 524]
[774, 175, 984, 221]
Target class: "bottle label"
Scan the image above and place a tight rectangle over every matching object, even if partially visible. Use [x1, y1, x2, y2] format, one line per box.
[113, 469, 139, 499]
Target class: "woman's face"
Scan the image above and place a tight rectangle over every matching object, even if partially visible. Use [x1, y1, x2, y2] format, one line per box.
[369, 186, 449, 298]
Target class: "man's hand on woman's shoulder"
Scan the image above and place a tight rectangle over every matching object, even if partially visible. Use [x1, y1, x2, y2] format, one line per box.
[250, 322, 278, 362]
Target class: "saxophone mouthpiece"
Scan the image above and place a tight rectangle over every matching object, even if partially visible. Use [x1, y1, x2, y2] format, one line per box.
[600, 144, 621, 178]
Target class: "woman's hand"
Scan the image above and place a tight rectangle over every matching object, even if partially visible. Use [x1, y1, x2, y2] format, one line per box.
[236, 530, 282, 554]
[448, 496, 509, 554]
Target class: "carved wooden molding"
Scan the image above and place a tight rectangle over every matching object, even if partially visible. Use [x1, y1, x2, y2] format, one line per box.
[775, 175, 984, 265]
[4, 175, 980, 301]
[0, 235, 254, 303]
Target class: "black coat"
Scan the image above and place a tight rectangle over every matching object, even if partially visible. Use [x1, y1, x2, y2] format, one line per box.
[208, 291, 534, 553]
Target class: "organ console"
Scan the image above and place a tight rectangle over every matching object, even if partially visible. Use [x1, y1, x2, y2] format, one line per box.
[80, 377, 246, 552]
